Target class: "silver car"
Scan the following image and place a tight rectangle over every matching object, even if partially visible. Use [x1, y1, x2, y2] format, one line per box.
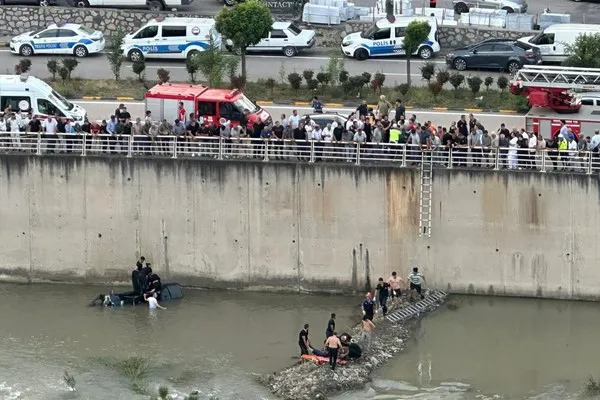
[453, 0, 527, 14]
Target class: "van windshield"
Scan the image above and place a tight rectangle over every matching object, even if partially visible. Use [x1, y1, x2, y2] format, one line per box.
[49, 90, 74, 111]
[361, 25, 379, 39]
[233, 94, 259, 114]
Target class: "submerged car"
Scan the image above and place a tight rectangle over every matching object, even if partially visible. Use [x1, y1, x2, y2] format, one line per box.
[10, 23, 105, 58]
[445, 39, 541, 74]
[225, 22, 316, 57]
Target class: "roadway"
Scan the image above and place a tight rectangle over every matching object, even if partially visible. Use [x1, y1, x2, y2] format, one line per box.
[0, 50, 509, 87]
[75, 100, 525, 128]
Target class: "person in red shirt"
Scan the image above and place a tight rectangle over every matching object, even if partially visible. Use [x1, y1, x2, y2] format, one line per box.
[177, 102, 186, 123]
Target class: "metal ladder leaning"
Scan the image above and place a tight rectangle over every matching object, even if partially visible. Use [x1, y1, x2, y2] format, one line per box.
[418, 151, 433, 238]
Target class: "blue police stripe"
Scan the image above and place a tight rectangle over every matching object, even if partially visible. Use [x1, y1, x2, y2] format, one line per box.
[365, 39, 435, 57]
[29, 38, 94, 50]
[134, 41, 210, 55]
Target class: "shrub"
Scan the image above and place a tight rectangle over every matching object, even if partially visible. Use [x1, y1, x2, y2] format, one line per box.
[344, 75, 366, 95]
[18, 59, 32, 73]
[106, 28, 125, 81]
[60, 58, 79, 80]
[326, 54, 343, 85]
[302, 69, 314, 84]
[265, 77, 276, 95]
[132, 60, 146, 82]
[484, 76, 494, 90]
[46, 60, 58, 81]
[57, 67, 70, 81]
[278, 61, 286, 84]
[428, 81, 443, 100]
[420, 61, 436, 83]
[157, 68, 170, 84]
[307, 79, 319, 91]
[436, 70, 450, 87]
[584, 375, 600, 396]
[287, 72, 302, 90]
[230, 75, 246, 89]
[497, 76, 509, 92]
[185, 56, 200, 83]
[397, 83, 410, 97]
[449, 72, 465, 91]
[361, 72, 372, 85]
[63, 371, 76, 391]
[370, 72, 386, 93]
[316, 71, 331, 86]
[338, 70, 349, 84]
[467, 76, 483, 95]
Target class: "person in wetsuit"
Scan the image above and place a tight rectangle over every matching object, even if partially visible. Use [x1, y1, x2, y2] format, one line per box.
[131, 256, 145, 294]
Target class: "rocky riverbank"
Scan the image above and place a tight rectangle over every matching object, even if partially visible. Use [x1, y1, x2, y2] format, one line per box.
[259, 291, 447, 400]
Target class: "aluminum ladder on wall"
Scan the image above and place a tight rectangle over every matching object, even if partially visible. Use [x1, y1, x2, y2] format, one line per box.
[385, 290, 447, 324]
[419, 151, 433, 238]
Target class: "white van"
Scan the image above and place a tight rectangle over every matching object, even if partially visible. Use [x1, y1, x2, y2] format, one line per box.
[341, 16, 440, 61]
[518, 24, 600, 63]
[0, 75, 86, 123]
[122, 17, 221, 62]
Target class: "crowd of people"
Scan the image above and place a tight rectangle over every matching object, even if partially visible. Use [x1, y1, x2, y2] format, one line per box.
[2, 99, 599, 172]
[298, 267, 427, 371]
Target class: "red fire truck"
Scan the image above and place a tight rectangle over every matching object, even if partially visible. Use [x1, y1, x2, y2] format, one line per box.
[145, 84, 271, 128]
[510, 65, 600, 138]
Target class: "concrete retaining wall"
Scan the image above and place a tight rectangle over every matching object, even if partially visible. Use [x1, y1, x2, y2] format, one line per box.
[0, 6, 536, 50]
[0, 155, 598, 300]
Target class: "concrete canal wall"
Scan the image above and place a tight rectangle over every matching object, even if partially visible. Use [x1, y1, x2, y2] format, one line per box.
[0, 155, 598, 300]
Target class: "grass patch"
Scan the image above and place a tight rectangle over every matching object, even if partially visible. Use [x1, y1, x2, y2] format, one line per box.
[47, 77, 529, 112]
[88, 355, 151, 394]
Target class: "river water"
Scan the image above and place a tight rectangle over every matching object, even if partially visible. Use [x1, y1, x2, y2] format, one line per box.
[1, 284, 599, 400]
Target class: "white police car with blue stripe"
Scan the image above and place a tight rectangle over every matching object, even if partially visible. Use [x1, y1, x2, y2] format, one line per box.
[122, 17, 221, 62]
[10, 23, 105, 58]
[341, 16, 440, 61]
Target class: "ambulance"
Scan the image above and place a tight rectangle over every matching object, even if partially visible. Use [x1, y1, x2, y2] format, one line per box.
[145, 84, 271, 127]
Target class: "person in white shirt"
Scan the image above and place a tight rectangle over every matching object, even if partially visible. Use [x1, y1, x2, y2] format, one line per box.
[567, 136, 577, 170]
[353, 129, 367, 144]
[8, 115, 21, 149]
[144, 292, 166, 310]
[527, 130, 537, 169]
[43, 117, 58, 153]
[288, 110, 300, 130]
[508, 133, 519, 170]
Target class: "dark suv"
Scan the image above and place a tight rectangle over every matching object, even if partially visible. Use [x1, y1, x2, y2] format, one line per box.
[445, 39, 542, 74]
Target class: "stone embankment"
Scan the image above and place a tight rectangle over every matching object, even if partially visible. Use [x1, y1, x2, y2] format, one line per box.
[0, 6, 536, 50]
[260, 291, 447, 400]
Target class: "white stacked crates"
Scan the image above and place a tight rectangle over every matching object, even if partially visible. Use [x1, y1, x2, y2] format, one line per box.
[414, 7, 455, 25]
[302, 3, 342, 24]
[539, 12, 570, 30]
[460, 8, 507, 28]
[358, 0, 413, 21]
[505, 13, 535, 30]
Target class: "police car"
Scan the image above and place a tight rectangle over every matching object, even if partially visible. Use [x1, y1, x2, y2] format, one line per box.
[10, 23, 105, 58]
[341, 16, 440, 61]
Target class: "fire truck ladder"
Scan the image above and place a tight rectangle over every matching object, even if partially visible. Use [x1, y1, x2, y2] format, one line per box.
[419, 151, 433, 238]
[513, 65, 600, 90]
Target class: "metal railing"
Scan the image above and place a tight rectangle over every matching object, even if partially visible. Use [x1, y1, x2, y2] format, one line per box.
[0, 132, 599, 174]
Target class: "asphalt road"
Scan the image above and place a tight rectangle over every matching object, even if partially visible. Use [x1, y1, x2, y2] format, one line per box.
[76, 100, 524, 128]
[0, 50, 511, 87]
[101, 0, 600, 25]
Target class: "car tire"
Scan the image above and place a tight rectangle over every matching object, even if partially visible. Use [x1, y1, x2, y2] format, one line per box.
[454, 2, 468, 14]
[19, 44, 34, 57]
[147, 0, 164, 11]
[223, 0, 236, 5]
[75, 0, 90, 6]
[418, 46, 433, 59]
[453, 57, 467, 71]
[128, 49, 144, 62]
[187, 50, 200, 61]
[74, 45, 88, 58]
[283, 46, 296, 57]
[507, 61, 521, 75]
[354, 48, 368, 61]
[38, 0, 49, 5]
[501, 6, 514, 12]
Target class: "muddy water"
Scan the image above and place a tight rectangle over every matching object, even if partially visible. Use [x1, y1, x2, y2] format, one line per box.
[0, 283, 358, 400]
[335, 295, 600, 400]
